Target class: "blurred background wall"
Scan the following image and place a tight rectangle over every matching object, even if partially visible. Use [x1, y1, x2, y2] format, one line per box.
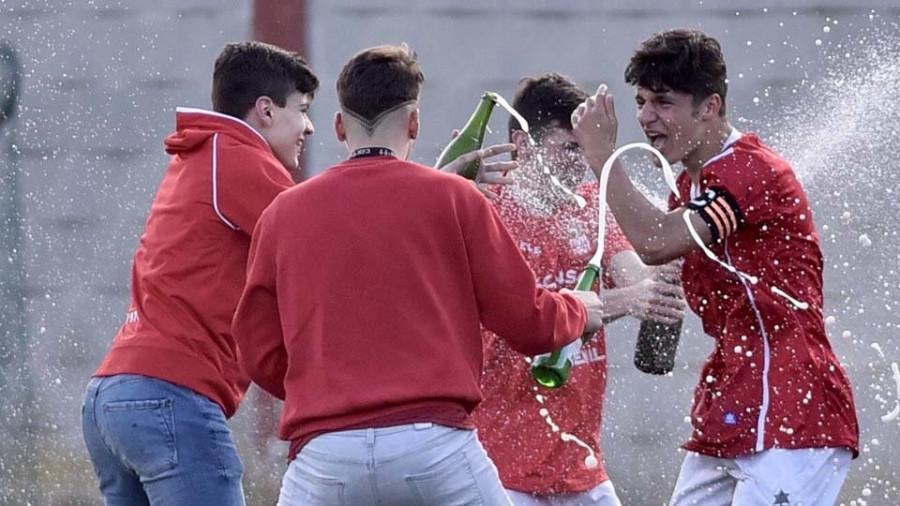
[1, 1, 898, 504]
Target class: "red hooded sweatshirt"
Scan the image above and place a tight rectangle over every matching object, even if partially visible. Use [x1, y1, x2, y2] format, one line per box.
[94, 108, 294, 417]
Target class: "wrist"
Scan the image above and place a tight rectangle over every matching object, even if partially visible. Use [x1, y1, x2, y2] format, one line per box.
[586, 147, 613, 169]
[604, 288, 630, 319]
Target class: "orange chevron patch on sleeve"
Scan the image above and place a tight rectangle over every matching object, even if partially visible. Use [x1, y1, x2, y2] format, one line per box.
[687, 187, 745, 241]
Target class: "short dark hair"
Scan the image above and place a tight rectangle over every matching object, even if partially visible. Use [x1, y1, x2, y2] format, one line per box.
[625, 28, 728, 116]
[212, 41, 319, 119]
[508, 72, 588, 142]
[336, 44, 424, 123]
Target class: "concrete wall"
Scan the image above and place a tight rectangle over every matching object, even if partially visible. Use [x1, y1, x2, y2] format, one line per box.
[0, 1, 258, 503]
[1, 0, 898, 504]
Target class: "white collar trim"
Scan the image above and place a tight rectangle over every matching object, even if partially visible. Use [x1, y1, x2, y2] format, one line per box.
[175, 107, 268, 145]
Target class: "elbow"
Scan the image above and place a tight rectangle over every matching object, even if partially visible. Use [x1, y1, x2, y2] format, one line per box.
[635, 244, 671, 266]
[512, 339, 557, 357]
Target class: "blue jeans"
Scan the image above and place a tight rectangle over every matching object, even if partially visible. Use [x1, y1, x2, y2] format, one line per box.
[278, 423, 511, 505]
[506, 481, 622, 505]
[81, 374, 245, 506]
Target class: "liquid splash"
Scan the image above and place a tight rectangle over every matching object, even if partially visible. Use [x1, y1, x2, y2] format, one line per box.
[881, 363, 900, 423]
[493, 93, 586, 208]
[534, 390, 598, 468]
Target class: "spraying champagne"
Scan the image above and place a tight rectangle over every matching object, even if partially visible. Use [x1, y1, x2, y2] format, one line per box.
[530, 264, 600, 388]
[435, 92, 498, 180]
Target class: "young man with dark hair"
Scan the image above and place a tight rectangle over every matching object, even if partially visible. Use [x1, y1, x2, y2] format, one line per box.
[572, 28, 859, 505]
[81, 41, 318, 505]
[473, 72, 685, 506]
[232, 45, 614, 505]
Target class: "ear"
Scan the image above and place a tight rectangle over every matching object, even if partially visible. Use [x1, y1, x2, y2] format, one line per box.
[254, 96, 275, 127]
[334, 111, 347, 142]
[699, 93, 722, 120]
[407, 108, 419, 140]
[511, 130, 533, 161]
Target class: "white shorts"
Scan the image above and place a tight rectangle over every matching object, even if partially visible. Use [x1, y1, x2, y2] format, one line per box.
[506, 480, 621, 506]
[669, 448, 852, 506]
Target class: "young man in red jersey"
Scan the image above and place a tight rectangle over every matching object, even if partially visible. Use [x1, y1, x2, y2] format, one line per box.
[232, 44, 616, 505]
[572, 28, 859, 505]
[472, 73, 685, 506]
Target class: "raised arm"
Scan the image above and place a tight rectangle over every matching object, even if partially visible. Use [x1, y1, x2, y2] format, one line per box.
[571, 86, 712, 265]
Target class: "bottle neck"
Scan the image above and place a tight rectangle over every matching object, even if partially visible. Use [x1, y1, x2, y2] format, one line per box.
[468, 95, 497, 135]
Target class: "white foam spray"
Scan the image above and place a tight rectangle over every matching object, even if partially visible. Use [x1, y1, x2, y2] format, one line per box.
[494, 93, 587, 208]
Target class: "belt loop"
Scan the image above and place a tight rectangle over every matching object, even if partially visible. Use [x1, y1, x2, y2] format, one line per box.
[366, 428, 375, 445]
[413, 422, 433, 430]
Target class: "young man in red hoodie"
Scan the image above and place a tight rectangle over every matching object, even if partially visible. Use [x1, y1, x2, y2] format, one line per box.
[232, 44, 613, 505]
[572, 28, 858, 505]
[80, 41, 318, 505]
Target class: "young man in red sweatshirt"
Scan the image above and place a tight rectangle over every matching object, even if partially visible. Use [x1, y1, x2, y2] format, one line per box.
[572, 29, 859, 505]
[472, 73, 685, 506]
[81, 42, 318, 505]
[232, 44, 612, 505]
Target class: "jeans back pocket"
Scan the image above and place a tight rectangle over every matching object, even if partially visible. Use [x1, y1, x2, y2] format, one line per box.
[103, 398, 178, 478]
[405, 450, 485, 505]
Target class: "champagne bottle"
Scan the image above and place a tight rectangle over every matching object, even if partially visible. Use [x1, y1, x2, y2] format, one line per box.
[530, 264, 600, 388]
[634, 268, 683, 375]
[435, 92, 498, 180]
[633, 319, 682, 375]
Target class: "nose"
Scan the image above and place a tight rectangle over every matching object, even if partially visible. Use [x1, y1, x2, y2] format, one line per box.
[305, 117, 315, 136]
[638, 104, 657, 127]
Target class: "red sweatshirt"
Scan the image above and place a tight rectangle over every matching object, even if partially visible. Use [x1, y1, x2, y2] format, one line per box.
[232, 154, 588, 460]
[94, 108, 294, 417]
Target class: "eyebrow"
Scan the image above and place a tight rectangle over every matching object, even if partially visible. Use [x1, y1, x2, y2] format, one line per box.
[636, 91, 676, 101]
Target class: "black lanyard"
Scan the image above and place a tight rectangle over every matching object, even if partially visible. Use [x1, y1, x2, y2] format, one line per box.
[349, 147, 395, 160]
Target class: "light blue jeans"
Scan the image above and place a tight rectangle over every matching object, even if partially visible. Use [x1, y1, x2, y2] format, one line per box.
[278, 423, 511, 505]
[506, 481, 622, 505]
[81, 374, 245, 506]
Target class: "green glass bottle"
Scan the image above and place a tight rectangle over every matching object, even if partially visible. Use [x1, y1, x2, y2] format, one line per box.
[634, 319, 682, 375]
[435, 92, 498, 180]
[634, 268, 683, 375]
[530, 264, 600, 388]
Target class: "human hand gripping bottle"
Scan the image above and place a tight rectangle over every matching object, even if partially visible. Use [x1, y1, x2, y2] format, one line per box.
[530, 264, 600, 388]
[634, 262, 684, 375]
[435, 92, 498, 180]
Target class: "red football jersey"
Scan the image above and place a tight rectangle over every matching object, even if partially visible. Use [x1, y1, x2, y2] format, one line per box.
[669, 131, 859, 458]
[472, 182, 633, 494]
